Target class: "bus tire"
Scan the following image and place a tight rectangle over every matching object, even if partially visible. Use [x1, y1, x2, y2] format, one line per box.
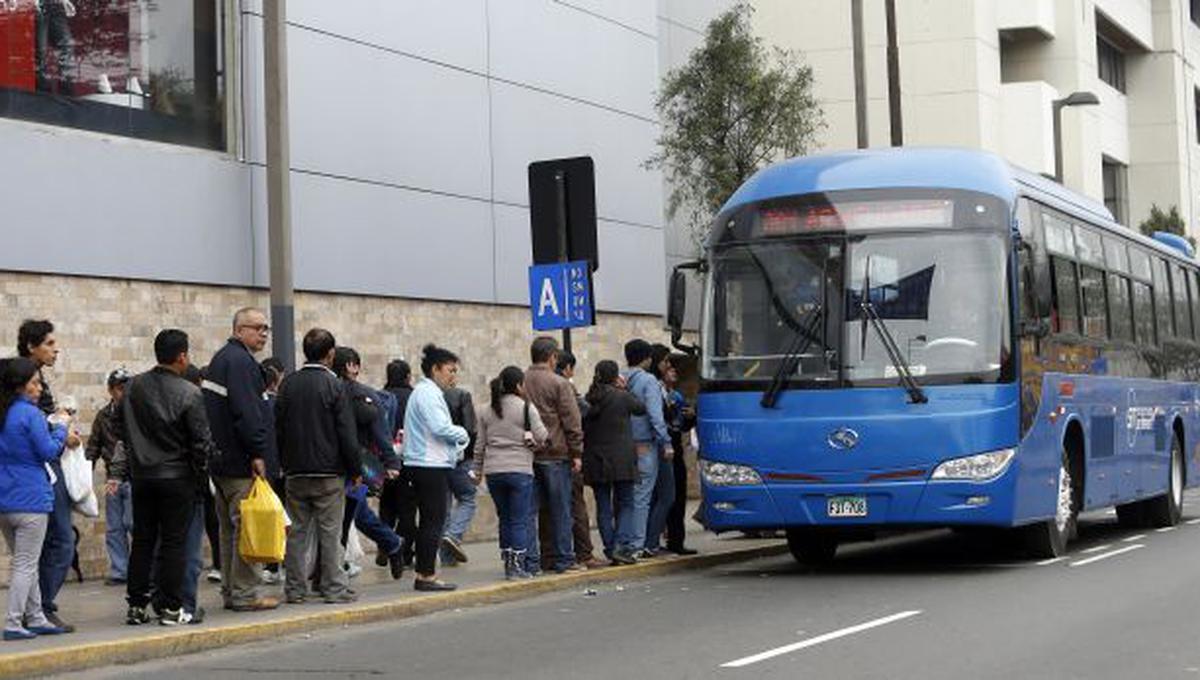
[1142, 432, 1184, 528]
[1021, 446, 1077, 558]
[786, 529, 838, 567]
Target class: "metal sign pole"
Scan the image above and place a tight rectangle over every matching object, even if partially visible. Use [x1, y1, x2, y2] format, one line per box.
[554, 170, 572, 355]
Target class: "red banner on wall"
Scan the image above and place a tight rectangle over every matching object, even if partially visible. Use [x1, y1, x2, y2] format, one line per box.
[0, 2, 36, 91]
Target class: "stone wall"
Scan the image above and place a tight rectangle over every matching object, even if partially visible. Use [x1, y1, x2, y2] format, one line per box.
[0, 270, 677, 582]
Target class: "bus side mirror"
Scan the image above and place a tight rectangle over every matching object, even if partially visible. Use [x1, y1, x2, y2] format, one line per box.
[668, 262, 702, 355]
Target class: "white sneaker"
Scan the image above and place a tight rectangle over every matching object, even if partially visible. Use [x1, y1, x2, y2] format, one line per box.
[159, 608, 193, 626]
[206, 569, 222, 584]
[344, 562, 362, 579]
[261, 569, 281, 585]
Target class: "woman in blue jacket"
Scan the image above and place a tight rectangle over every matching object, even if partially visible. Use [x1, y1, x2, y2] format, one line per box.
[0, 357, 69, 640]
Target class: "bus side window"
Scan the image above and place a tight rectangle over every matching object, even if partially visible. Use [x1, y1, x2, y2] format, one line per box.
[1078, 265, 1108, 339]
[1106, 273, 1134, 342]
[1132, 281, 1156, 345]
[1152, 258, 1174, 340]
[1191, 271, 1200, 341]
[1051, 257, 1081, 335]
[1171, 264, 1192, 340]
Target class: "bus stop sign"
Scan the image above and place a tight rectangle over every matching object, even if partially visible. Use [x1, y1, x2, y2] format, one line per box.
[528, 260, 594, 331]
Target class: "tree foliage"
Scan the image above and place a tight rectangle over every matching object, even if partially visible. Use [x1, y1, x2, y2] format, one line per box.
[647, 3, 824, 251]
[1138, 204, 1195, 247]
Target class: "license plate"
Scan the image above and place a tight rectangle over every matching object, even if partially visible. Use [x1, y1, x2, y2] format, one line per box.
[827, 495, 868, 518]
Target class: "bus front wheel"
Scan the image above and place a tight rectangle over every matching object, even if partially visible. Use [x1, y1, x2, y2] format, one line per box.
[1021, 450, 1076, 558]
[1143, 433, 1184, 528]
[786, 529, 838, 567]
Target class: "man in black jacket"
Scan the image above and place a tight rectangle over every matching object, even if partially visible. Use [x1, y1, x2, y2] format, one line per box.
[118, 330, 216, 626]
[203, 307, 277, 612]
[276, 329, 364, 604]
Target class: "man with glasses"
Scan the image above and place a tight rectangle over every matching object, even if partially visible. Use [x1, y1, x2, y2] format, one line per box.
[202, 308, 279, 612]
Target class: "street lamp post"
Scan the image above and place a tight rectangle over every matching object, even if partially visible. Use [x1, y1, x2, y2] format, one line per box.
[1052, 91, 1100, 184]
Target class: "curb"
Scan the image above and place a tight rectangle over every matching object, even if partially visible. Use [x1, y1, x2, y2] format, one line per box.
[2, 542, 787, 679]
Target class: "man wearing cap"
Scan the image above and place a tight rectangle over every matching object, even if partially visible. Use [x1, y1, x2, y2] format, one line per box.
[86, 367, 132, 586]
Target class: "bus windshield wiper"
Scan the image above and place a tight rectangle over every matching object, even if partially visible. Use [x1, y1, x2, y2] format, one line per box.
[761, 303, 824, 409]
[859, 256, 928, 404]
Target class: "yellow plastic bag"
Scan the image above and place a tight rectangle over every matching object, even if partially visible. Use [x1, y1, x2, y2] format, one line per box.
[238, 477, 286, 564]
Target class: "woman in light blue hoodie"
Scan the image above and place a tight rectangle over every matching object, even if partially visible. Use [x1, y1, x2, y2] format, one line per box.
[401, 344, 469, 591]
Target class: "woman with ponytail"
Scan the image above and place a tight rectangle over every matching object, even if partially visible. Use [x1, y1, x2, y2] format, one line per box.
[472, 366, 546, 579]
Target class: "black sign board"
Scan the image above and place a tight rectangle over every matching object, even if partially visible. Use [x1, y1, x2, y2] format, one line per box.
[528, 156, 598, 272]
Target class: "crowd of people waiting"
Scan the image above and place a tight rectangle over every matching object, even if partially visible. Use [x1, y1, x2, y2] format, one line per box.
[0, 309, 697, 639]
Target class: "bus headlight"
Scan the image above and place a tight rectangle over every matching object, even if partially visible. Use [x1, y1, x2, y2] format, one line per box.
[930, 448, 1015, 482]
[700, 459, 763, 486]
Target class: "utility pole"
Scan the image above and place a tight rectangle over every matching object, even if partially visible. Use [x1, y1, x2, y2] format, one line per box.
[885, 0, 903, 146]
[265, 0, 295, 370]
[851, 0, 868, 149]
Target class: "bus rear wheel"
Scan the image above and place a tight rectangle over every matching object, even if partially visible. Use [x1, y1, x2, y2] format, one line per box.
[1021, 450, 1076, 558]
[786, 529, 838, 567]
[1143, 433, 1184, 528]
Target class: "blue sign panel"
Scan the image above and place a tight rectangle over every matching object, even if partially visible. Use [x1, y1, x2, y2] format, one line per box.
[529, 260, 594, 331]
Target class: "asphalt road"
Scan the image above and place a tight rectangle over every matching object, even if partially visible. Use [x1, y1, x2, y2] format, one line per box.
[63, 496, 1200, 680]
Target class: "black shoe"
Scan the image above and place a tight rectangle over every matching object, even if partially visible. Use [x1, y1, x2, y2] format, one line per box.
[668, 546, 699, 556]
[440, 536, 469, 563]
[388, 550, 405, 580]
[188, 607, 206, 624]
[126, 606, 153, 626]
[611, 550, 638, 566]
[103, 577, 126, 586]
[414, 579, 457, 592]
[375, 551, 389, 568]
[45, 611, 75, 633]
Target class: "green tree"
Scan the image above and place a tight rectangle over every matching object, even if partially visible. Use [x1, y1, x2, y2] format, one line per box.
[1138, 204, 1194, 247]
[647, 3, 824, 250]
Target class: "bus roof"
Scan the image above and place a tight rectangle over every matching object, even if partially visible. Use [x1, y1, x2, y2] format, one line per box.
[721, 147, 1193, 265]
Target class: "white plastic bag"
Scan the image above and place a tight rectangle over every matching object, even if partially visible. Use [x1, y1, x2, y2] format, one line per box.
[345, 527, 365, 567]
[60, 444, 99, 517]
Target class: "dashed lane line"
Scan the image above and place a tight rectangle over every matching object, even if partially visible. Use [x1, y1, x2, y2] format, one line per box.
[1186, 519, 1200, 525]
[1155, 527, 1176, 534]
[720, 611, 923, 668]
[1080, 544, 1113, 554]
[1121, 534, 1146, 542]
[1069, 544, 1145, 567]
[1036, 557, 1064, 566]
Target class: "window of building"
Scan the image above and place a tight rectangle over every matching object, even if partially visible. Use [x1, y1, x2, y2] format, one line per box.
[1102, 158, 1129, 225]
[1097, 36, 1126, 93]
[0, 1, 225, 150]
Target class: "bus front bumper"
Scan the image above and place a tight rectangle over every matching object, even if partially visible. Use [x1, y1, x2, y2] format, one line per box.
[701, 471, 1020, 531]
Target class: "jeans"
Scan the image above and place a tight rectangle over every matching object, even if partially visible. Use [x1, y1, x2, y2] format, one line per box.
[487, 473, 533, 553]
[592, 481, 636, 557]
[441, 460, 478, 562]
[38, 460, 74, 615]
[213, 476, 262, 607]
[285, 476, 349, 601]
[128, 478, 196, 612]
[645, 451, 676, 551]
[529, 460, 574, 572]
[629, 445, 658, 552]
[343, 484, 401, 557]
[181, 499, 205, 616]
[1, 513, 50, 633]
[104, 480, 133, 581]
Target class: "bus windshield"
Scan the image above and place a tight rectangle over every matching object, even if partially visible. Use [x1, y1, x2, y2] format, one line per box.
[705, 231, 1011, 386]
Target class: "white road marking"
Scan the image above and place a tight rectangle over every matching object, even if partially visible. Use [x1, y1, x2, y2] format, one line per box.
[1069, 544, 1145, 567]
[1080, 544, 1113, 554]
[1121, 534, 1146, 542]
[1155, 527, 1177, 534]
[1036, 557, 1064, 566]
[720, 611, 923, 668]
[1186, 519, 1200, 526]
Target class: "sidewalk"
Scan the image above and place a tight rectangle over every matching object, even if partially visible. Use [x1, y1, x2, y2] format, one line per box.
[0, 517, 786, 679]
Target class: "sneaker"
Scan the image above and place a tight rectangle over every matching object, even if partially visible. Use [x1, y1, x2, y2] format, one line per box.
[555, 563, 586, 574]
[3, 629, 36, 641]
[188, 607, 206, 625]
[261, 569, 281, 585]
[126, 606, 153, 626]
[285, 594, 307, 605]
[103, 576, 126, 586]
[206, 569, 222, 584]
[668, 546, 699, 556]
[344, 562, 362, 579]
[414, 578, 457, 592]
[440, 535, 469, 563]
[610, 550, 638, 566]
[323, 590, 359, 604]
[159, 608, 193, 626]
[45, 611, 75, 633]
[375, 551, 390, 568]
[26, 624, 66, 636]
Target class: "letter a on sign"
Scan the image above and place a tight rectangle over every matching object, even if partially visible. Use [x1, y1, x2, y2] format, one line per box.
[538, 278, 560, 317]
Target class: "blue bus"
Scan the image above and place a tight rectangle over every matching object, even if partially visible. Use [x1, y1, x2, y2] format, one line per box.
[666, 148, 1200, 563]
